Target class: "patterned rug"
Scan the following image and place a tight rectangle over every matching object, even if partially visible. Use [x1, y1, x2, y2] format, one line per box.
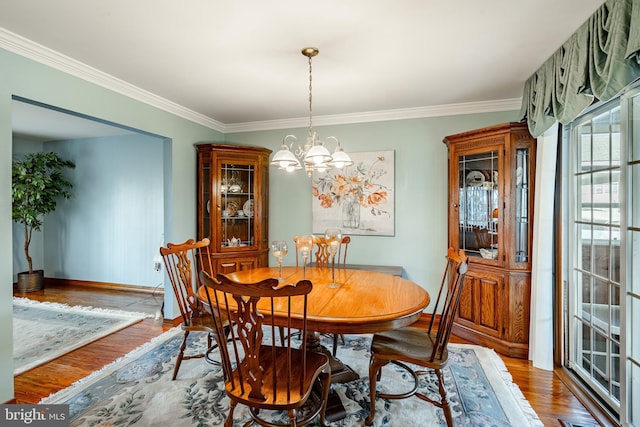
[41, 328, 542, 426]
[13, 297, 147, 375]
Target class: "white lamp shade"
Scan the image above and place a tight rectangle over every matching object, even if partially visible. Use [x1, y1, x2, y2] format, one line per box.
[304, 143, 332, 165]
[328, 147, 353, 169]
[271, 146, 301, 169]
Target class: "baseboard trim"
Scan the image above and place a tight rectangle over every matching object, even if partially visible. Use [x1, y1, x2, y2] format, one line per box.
[44, 278, 164, 295]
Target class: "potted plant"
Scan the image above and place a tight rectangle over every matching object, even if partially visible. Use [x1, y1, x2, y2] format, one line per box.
[12, 151, 75, 292]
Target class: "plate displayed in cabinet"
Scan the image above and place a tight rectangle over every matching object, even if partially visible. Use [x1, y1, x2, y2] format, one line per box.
[226, 201, 239, 216]
[243, 199, 254, 217]
[466, 170, 485, 187]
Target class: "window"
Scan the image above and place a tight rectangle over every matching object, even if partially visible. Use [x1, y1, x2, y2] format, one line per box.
[624, 87, 640, 426]
[565, 84, 640, 425]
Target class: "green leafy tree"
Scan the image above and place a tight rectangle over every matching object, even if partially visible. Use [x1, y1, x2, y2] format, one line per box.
[12, 152, 75, 273]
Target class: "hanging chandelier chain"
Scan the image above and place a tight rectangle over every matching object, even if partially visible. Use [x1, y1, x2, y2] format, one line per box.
[308, 54, 313, 137]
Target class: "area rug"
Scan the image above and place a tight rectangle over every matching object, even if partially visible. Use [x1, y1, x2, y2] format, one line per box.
[41, 328, 543, 426]
[13, 297, 148, 375]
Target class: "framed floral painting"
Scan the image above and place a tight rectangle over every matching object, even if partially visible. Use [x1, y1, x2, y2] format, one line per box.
[311, 150, 395, 236]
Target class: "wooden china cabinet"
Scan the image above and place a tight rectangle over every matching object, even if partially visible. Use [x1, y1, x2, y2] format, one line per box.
[443, 122, 536, 359]
[195, 143, 271, 275]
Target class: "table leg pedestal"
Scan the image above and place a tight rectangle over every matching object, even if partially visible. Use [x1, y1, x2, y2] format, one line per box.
[306, 332, 358, 422]
[305, 331, 359, 383]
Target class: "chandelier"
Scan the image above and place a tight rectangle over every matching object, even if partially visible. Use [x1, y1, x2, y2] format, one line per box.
[271, 47, 352, 176]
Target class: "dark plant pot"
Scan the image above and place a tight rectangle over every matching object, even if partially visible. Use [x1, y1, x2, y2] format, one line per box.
[16, 270, 44, 293]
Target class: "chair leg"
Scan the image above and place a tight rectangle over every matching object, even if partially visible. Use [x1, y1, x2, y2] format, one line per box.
[331, 334, 347, 356]
[288, 409, 297, 427]
[172, 330, 190, 380]
[436, 368, 453, 427]
[365, 357, 388, 426]
[225, 400, 237, 427]
[319, 370, 331, 427]
[331, 334, 346, 357]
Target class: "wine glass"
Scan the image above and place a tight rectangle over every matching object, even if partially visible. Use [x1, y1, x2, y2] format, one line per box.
[270, 240, 288, 282]
[296, 235, 314, 278]
[324, 228, 342, 288]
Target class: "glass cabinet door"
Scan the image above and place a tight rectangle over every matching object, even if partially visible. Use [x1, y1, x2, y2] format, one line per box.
[196, 143, 271, 275]
[457, 150, 500, 260]
[514, 147, 531, 263]
[201, 158, 211, 240]
[218, 161, 256, 249]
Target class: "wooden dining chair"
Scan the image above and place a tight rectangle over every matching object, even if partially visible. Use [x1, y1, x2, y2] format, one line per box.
[313, 235, 350, 355]
[160, 238, 217, 380]
[283, 235, 314, 347]
[365, 248, 469, 427]
[313, 235, 350, 268]
[199, 271, 331, 427]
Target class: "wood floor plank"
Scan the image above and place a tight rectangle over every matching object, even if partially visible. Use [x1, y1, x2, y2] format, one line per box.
[12, 284, 601, 426]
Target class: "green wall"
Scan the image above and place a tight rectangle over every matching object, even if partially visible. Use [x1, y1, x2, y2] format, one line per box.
[1, 45, 519, 403]
[227, 114, 517, 289]
[0, 48, 223, 402]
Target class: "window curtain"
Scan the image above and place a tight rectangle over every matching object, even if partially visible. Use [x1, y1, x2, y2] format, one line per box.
[529, 124, 558, 370]
[519, 0, 640, 137]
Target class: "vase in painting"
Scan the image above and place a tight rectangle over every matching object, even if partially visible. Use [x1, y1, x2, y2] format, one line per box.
[342, 194, 361, 229]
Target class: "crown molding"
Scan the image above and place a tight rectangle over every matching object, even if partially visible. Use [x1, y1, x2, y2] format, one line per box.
[224, 98, 523, 133]
[0, 28, 226, 132]
[2, 27, 521, 135]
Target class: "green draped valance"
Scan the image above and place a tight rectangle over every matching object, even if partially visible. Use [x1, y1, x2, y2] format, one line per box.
[519, 0, 640, 137]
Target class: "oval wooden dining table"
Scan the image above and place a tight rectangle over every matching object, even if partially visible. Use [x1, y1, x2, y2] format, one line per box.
[197, 266, 430, 381]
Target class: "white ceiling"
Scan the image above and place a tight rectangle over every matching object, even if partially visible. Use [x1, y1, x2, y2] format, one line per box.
[2, 0, 605, 139]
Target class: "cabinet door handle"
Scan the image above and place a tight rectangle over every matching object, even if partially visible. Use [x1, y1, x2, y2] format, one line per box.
[453, 203, 459, 208]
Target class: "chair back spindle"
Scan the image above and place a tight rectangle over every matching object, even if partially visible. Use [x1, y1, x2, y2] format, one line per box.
[427, 247, 468, 362]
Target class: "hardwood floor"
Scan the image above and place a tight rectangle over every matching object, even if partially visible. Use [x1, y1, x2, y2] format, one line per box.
[12, 284, 601, 426]
[13, 284, 169, 404]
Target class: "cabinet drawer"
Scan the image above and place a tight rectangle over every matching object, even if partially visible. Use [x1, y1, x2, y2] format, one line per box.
[217, 257, 259, 274]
